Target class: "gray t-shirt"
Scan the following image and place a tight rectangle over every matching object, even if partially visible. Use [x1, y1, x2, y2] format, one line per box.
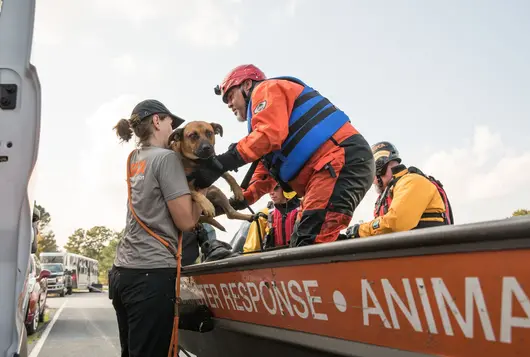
[114, 146, 191, 269]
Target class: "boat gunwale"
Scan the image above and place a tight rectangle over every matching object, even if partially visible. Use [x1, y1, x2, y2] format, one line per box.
[182, 216, 530, 276]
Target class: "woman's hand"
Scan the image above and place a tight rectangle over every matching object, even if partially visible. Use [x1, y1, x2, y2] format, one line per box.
[196, 187, 209, 195]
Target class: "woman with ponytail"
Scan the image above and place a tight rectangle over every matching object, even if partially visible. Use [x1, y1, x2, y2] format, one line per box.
[109, 99, 202, 357]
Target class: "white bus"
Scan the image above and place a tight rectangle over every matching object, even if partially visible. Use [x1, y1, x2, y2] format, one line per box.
[40, 252, 99, 292]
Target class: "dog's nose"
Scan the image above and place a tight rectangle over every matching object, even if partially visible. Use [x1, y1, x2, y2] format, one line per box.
[198, 144, 214, 156]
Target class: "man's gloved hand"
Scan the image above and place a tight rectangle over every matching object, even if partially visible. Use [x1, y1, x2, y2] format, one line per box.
[191, 143, 247, 190]
[215, 143, 247, 172]
[251, 212, 268, 221]
[190, 161, 226, 189]
[345, 224, 360, 239]
[229, 196, 249, 211]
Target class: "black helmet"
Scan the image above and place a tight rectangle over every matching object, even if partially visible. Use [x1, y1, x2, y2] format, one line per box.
[371, 141, 402, 176]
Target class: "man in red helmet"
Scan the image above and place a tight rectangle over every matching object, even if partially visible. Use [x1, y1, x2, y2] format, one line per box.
[190, 64, 375, 247]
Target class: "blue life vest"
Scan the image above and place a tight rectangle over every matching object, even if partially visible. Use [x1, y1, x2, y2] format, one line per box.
[246, 76, 351, 183]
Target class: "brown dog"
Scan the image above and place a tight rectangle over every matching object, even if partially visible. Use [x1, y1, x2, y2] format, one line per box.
[168, 121, 253, 231]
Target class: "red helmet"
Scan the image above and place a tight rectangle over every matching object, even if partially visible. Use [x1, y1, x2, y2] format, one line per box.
[214, 64, 267, 103]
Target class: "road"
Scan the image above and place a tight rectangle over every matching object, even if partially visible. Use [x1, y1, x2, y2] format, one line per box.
[28, 291, 195, 357]
[28, 291, 121, 357]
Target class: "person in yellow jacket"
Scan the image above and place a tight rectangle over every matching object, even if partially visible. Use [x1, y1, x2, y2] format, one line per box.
[242, 207, 270, 253]
[242, 187, 299, 253]
[346, 141, 454, 238]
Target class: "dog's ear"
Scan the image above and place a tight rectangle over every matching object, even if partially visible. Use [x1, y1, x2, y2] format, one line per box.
[210, 123, 223, 137]
[168, 128, 184, 145]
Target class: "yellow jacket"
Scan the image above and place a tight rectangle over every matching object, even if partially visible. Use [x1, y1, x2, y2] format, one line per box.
[243, 207, 269, 253]
[358, 166, 446, 237]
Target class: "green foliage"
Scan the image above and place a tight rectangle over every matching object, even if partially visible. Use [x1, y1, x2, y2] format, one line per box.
[37, 231, 58, 255]
[98, 228, 124, 284]
[65, 226, 118, 261]
[65, 226, 124, 285]
[33, 202, 124, 284]
[512, 209, 530, 217]
[35, 204, 51, 232]
[83, 226, 116, 261]
[33, 203, 58, 257]
[64, 228, 85, 255]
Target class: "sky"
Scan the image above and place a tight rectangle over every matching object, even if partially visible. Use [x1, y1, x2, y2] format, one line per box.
[30, 0, 530, 248]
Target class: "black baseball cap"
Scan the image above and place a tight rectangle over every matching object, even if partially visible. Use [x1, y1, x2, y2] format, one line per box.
[131, 99, 185, 129]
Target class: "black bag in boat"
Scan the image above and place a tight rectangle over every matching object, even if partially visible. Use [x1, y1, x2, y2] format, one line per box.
[178, 299, 215, 333]
[194, 223, 240, 262]
[200, 239, 239, 262]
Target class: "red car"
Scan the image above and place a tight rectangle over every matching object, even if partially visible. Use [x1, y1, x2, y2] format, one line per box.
[24, 254, 50, 335]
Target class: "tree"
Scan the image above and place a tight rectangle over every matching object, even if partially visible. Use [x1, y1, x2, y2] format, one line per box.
[65, 226, 124, 285]
[83, 226, 116, 261]
[512, 209, 530, 217]
[37, 231, 58, 254]
[98, 228, 124, 284]
[65, 226, 116, 261]
[35, 204, 51, 232]
[64, 228, 85, 255]
[33, 203, 57, 257]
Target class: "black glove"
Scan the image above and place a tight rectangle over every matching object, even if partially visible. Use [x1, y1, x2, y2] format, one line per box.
[252, 212, 268, 220]
[229, 196, 249, 211]
[190, 161, 226, 189]
[345, 224, 360, 239]
[215, 143, 247, 172]
[191, 144, 247, 189]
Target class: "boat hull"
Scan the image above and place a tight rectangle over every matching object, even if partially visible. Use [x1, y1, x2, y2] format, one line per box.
[179, 318, 428, 357]
[179, 216, 530, 357]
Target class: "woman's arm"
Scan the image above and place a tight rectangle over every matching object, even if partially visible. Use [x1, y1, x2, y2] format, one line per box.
[167, 195, 202, 232]
[158, 152, 202, 232]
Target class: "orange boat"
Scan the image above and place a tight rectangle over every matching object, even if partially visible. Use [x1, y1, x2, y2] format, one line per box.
[178, 216, 530, 357]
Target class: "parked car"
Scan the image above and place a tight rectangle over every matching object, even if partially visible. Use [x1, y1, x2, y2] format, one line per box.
[42, 262, 73, 297]
[25, 254, 50, 335]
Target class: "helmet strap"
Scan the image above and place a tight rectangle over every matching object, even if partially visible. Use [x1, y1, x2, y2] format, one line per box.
[240, 86, 249, 106]
[240, 80, 259, 111]
[376, 175, 384, 191]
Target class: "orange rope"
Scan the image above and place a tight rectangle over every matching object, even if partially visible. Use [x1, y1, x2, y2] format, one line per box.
[126, 150, 182, 357]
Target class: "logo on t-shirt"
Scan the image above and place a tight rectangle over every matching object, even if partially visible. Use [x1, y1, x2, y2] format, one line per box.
[130, 160, 146, 182]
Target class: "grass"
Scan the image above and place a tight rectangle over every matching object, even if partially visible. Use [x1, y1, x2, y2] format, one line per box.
[27, 308, 53, 345]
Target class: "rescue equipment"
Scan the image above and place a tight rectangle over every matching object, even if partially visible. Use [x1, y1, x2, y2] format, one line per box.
[374, 166, 454, 226]
[214, 64, 267, 103]
[266, 199, 300, 248]
[371, 141, 402, 176]
[246, 76, 351, 184]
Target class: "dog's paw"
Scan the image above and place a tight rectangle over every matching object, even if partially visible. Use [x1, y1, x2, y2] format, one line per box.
[192, 191, 216, 217]
[202, 199, 216, 217]
[232, 185, 245, 202]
